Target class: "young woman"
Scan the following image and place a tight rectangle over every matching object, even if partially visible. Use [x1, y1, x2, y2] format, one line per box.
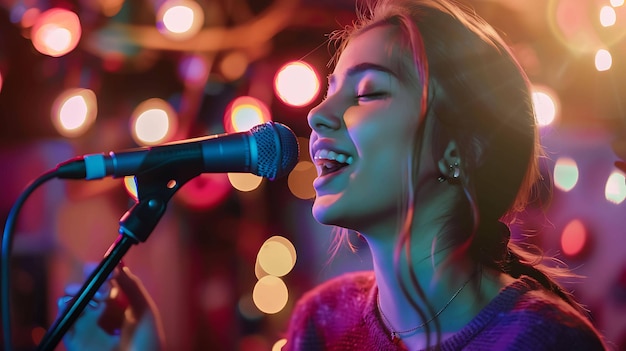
[283, 0, 608, 350]
[59, 0, 609, 350]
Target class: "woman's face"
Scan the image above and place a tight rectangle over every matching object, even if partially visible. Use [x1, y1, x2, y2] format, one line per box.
[308, 24, 430, 233]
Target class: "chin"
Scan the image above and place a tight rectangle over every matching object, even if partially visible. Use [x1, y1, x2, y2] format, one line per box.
[311, 201, 357, 230]
[311, 199, 343, 226]
[311, 204, 335, 226]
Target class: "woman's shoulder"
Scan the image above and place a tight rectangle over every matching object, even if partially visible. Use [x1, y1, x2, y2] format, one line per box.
[473, 275, 607, 349]
[505, 276, 594, 323]
[288, 270, 376, 324]
[444, 275, 607, 350]
[283, 270, 379, 349]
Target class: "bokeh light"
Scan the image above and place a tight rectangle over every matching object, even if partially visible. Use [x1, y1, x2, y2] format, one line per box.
[9, 3, 27, 24]
[600, 6, 617, 27]
[272, 339, 287, 351]
[256, 236, 297, 277]
[101, 0, 125, 17]
[554, 157, 579, 192]
[223, 96, 272, 133]
[228, 173, 263, 192]
[605, 171, 626, 204]
[254, 259, 266, 280]
[560, 219, 588, 258]
[532, 86, 559, 127]
[595, 49, 612, 72]
[31, 8, 81, 57]
[288, 161, 316, 200]
[178, 54, 210, 88]
[19, 8, 40, 28]
[274, 61, 320, 107]
[547, 0, 615, 53]
[123, 176, 138, 201]
[220, 51, 249, 81]
[52, 88, 98, 138]
[176, 173, 232, 209]
[130, 98, 178, 145]
[611, 0, 624, 7]
[156, 0, 204, 40]
[252, 275, 288, 314]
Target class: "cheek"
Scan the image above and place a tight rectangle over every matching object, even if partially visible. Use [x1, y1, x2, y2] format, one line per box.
[349, 123, 415, 172]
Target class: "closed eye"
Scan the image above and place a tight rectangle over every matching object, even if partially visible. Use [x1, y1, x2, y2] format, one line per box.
[356, 92, 387, 101]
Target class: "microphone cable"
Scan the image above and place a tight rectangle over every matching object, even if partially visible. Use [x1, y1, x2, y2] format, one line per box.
[2, 169, 60, 351]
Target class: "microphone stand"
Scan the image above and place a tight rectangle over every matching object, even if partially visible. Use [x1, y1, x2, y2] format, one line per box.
[37, 166, 199, 351]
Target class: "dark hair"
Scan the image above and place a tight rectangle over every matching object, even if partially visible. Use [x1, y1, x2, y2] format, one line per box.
[327, 0, 588, 346]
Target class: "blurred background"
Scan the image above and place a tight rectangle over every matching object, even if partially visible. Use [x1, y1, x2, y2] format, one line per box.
[0, 0, 625, 350]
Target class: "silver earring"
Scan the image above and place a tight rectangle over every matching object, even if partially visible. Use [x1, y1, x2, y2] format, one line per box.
[450, 162, 460, 179]
[439, 162, 460, 183]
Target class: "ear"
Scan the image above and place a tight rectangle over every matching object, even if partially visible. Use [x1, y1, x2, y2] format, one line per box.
[437, 140, 461, 180]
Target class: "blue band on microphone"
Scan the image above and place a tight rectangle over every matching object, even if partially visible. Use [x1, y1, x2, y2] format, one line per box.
[83, 154, 106, 180]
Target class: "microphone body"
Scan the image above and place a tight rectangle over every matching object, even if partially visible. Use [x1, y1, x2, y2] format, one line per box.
[56, 122, 299, 181]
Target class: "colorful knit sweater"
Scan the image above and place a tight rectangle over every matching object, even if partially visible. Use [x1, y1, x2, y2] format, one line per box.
[283, 271, 607, 350]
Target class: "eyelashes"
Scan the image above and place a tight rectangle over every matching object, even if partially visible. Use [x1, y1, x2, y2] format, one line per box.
[356, 92, 387, 101]
[319, 89, 388, 102]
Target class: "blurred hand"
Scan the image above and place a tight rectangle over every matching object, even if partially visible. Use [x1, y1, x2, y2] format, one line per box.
[58, 264, 165, 351]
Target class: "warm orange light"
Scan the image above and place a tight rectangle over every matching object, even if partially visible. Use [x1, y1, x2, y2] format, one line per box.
[220, 51, 249, 81]
[274, 61, 320, 107]
[595, 49, 612, 72]
[288, 161, 317, 200]
[272, 339, 288, 351]
[548, 0, 597, 53]
[123, 176, 138, 201]
[252, 276, 289, 314]
[228, 173, 263, 192]
[600, 6, 617, 27]
[52, 88, 98, 138]
[156, 0, 204, 40]
[223, 96, 271, 133]
[31, 8, 81, 57]
[100, 0, 125, 17]
[256, 236, 297, 277]
[20, 8, 41, 29]
[531, 85, 560, 127]
[130, 98, 178, 145]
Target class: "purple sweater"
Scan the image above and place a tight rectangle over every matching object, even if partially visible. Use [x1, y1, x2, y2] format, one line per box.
[283, 271, 607, 350]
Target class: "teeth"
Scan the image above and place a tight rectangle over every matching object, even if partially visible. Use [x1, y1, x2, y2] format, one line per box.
[313, 149, 353, 166]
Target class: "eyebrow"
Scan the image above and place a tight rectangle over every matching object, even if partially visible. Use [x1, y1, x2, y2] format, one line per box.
[327, 62, 398, 87]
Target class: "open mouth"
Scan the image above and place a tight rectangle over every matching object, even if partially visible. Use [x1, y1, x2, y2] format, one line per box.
[313, 149, 353, 176]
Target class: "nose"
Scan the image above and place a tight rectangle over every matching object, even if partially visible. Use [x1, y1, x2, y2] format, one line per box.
[307, 96, 343, 134]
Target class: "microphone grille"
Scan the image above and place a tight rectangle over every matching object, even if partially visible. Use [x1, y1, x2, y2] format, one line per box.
[251, 122, 299, 180]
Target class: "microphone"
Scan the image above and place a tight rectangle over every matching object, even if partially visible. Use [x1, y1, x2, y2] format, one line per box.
[55, 122, 300, 181]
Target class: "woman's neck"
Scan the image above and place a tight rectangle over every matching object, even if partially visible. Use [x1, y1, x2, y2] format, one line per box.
[368, 232, 472, 321]
[365, 228, 507, 350]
